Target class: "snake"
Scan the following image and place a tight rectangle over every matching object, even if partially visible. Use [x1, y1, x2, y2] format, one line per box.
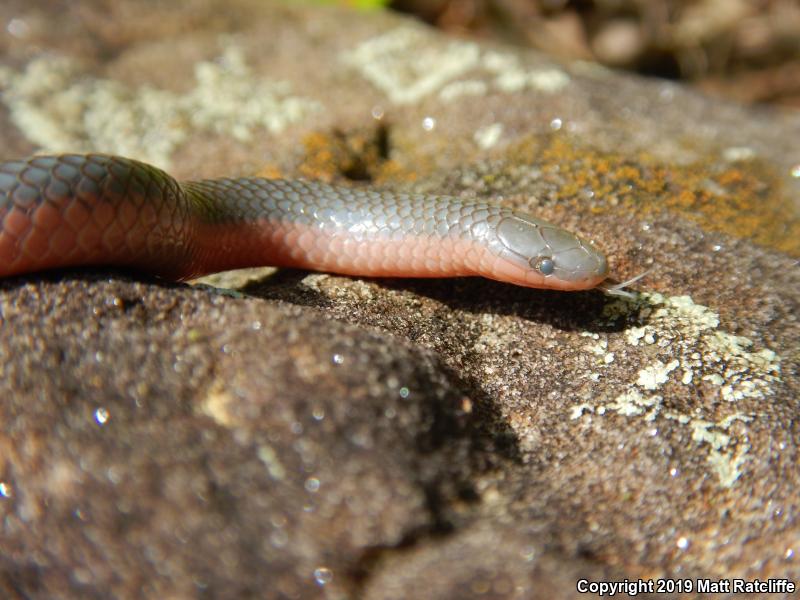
[0, 153, 616, 292]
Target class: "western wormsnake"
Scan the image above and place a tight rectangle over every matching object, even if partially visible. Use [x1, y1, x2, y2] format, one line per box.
[0, 153, 613, 291]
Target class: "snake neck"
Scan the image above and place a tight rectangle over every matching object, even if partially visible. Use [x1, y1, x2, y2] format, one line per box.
[180, 179, 492, 280]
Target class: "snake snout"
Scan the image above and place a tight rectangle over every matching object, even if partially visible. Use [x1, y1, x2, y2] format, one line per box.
[495, 214, 609, 289]
[550, 242, 608, 284]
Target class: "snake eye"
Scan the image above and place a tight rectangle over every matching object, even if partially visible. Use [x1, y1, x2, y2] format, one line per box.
[531, 256, 555, 275]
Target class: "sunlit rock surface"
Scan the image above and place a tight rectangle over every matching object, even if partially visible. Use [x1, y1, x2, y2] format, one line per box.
[1, 1, 798, 598]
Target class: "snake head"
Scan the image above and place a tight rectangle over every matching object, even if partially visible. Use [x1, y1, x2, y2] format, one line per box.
[489, 213, 609, 291]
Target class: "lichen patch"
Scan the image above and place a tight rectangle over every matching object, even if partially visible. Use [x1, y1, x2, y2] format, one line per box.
[576, 292, 781, 487]
[603, 293, 781, 403]
[0, 44, 320, 167]
[342, 26, 570, 106]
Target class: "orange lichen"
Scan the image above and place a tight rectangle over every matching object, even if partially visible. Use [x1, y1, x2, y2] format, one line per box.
[292, 130, 798, 257]
[299, 131, 340, 182]
[254, 165, 284, 179]
[297, 128, 412, 184]
[505, 134, 799, 257]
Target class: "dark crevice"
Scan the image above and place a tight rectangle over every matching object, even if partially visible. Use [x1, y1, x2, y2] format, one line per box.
[335, 123, 393, 182]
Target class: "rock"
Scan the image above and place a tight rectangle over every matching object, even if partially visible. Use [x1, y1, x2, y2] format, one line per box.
[0, 1, 798, 598]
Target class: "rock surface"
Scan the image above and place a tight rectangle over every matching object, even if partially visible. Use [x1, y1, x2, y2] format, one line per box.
[0, 1, 798, 599]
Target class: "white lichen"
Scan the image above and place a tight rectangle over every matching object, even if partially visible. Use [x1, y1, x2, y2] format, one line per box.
[0, 43, 320, 167]
[687, 414, 752, 487]
[574, 292, 782, 487]
[342, 26, 570, 107]
[256, 445, 287, 481]
[440, 79, 488, 102]
[473, 123, 504, 149]
[605, 389, 661, 418]
[570, 403, 595, 420]
[585, 339, 608, 356]
[636, 359, 680, 390]
[341, 27, 481, 104]
[606, 293, 781, 402]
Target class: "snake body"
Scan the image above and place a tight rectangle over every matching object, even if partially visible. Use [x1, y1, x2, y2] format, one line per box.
[0, 154, 609, 290]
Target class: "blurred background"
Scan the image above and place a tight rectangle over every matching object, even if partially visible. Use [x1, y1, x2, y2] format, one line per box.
[326, 0, 800, 108]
